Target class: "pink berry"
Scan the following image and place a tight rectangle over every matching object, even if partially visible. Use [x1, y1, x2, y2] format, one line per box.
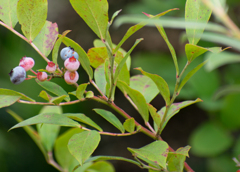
[37, 72, 48, 81]
[19, 56, 35, 71]
[64, 70, 79, 84]
[64, 56, 80, 71]
[46, 61, 56, 73]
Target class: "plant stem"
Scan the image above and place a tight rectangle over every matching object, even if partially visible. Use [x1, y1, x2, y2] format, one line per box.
[47, 152, 63, 171]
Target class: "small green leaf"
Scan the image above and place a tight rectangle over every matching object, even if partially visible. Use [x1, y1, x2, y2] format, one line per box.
[94, 63, 107, 95]
[176, 145, 191, 157]
[185, 44, 208, 62]
[94, 109, 124, 133]
[38, 90, 52, 101]
[128, 140, 169, 169]
[185, 0, 212, 45]
[136, 68, 170, 106]
[37, 106, 61, 152]
[52, 30, 71, 65]
[0, 88, 35, 102]
[0, 0, 18, 28]
[33, 21, 58, 57]
[123, 118, 135, 133]
[70, 0, 108, 39]
[62, 36, 93, 79]
[86, 91, 94, 98]
[117, 80, 149, 122]
[86, 161, 115, 172]
[51, 95, 68, 105]
[76, 83, 89, 100]
[0, 95, 20, 109]
[17, 0, 48, 41]
[167, 153, 186, 172]
[36, 80, 70, 102]
[64, 113, 103, 131]
[148, 104, 161, 129]
[130, 75, 159, 103]
[9, 113, 80, 131]
[68, 130, 101, 166]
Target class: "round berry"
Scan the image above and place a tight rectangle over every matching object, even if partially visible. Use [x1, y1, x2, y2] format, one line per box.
[19, 56, 35, 71]
[64, 70, 79, 85]
[46, 61, 56, 73]
[60, 47, 73, 61]
[72, 51, 79, 60]
[9, 66, 26, 84]
[37, 72, 48, 81]
[64, 56, 80, 71]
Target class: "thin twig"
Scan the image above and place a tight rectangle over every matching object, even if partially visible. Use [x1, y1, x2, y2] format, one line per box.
[47, 152, 63, 172]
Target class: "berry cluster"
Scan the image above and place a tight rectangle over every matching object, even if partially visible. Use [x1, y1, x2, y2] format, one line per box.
[9, 47, 80, 85]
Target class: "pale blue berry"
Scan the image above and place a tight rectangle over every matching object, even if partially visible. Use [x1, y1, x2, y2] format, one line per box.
[72, 51, 79, 60]
[9, 66, 26, 84]
[60, 47, 73, 61]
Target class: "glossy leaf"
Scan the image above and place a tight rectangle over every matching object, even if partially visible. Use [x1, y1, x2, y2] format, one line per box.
[68, 130, 101, 166]
[167, 153, 186, 172]
[130, 75, 158, 103]
[55, 128, 83, 171]
[0, 88, 35, 102]
[70, 0, 108, 39]
[86, 161, 114, 172]
[128, 140, 169, 169]
[0, 0, 18, 28]
[76, 83, 89, 100]
[190, 122, 233, 157]
[37, 106, 61, 152]
[38, 90, 52, 101]
[117, 80, 149, 122]
[51, 95, 68, 105]
[17, 0, 47, 41]
[52, 30, 71, 65]
[0, 95, 20, 109]
[185, 44, 208, 62]
[94, 109, 124, 133]
[136, 68, 170, 106]
[36, 80, 70, 102]
[158, 98, 202, 130]
[64, 113, 103, 131]
[9, 113, 80, 131]
[33, 21, 58, 57]
[123, 118, 135, 133]
[148, 104, 161, 129]
[62, 36, 93, 79]
[185, 0, 212, 45]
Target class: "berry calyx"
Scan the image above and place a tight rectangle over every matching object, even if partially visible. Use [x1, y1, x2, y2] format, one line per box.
[19, 56, 35, 71]
[64, 56, 80, 71]
[37, 72, 48, 81]
[46, 61, 56, 73]
[9, 66, 26, 84]
[64, 70, 79, 84]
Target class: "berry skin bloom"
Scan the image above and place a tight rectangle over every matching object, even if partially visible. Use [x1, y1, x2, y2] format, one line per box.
[60, 47, 73, 61]
[37, 72, 48, 81]
[64, 56, 80, 71]
[64, 70, 79, 84]
[46, 61, 56, 73]
[19, 56, 35, 71]
[9, 66, 26, 84]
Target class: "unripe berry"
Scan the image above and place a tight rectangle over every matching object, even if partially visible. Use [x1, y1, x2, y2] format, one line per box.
[37, 72, 48, 81]
[60, 47, 73, 61]
[64, 56, 80, 71]
[19, 56, 35, 71]
[64, 70, 79, 84]
[9, 66, 26, 84]
[46, 61, 56, 73]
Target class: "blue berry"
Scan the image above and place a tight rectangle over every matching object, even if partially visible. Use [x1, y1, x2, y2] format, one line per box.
[60, 47, 73, 61]
[72, 51, 79, 60]
[9, 66, 26, 84]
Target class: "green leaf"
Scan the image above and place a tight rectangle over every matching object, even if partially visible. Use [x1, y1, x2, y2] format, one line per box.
[86, 161, 115, 172]
[55, 128, 84, 171]
[33, 21, 58, 57]
[123, 118, 135, 133]
[185, 44, 208, 62]
[36, 80, 70, 102]
[86, 91, 94, 98]
[147, 104, 161, 130]
[176, 145, 191, 157]
[158, 98, 202, 130]
[185, 0, 212, 45]
[136, 68, 170, 106]
[0, 0, 18, 28]
[64, 113, 103, 131]
[128, 140, 169, 169]
[190, 122, 233, 157]
[0, 88, 35, 102]
[38, 90, 52, 101]
[68, 130, 101, 166]
[37, 106, 61, 152]
[0, 95, 20, 109]
[214, 85, 240, 100]
[94, 64, 107, 95]
[178, 60, 208, 92]
[117, 80, 149, 122]
[130, 75, 159, 103]
[69, 0, 108, 39]
[9, 113, 80, 131]
[17, 0, 48, 41]
[76, 83, 89, 100]
[51, 95, 68, 105]
[167, 153, 186, 172]
[62, 36, 93, 79]
[52, 30, 71, 65]
[93, 109, 124, 133]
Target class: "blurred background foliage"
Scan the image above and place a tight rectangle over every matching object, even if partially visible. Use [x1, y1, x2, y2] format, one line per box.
[1, 0, 240, 171]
